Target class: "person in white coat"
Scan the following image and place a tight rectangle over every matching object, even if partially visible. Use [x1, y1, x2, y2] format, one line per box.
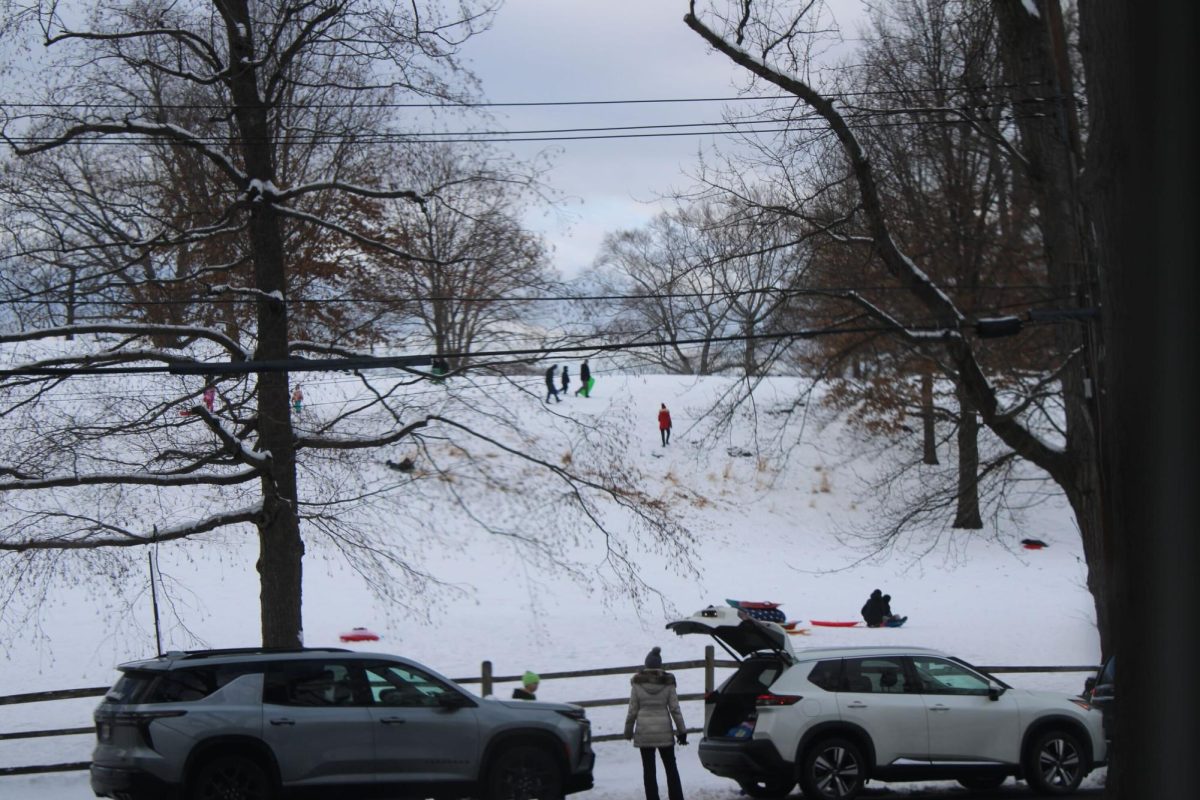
[624, 646, 687, 800]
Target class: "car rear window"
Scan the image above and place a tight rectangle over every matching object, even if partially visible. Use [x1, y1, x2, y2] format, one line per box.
[106, 664, 262, 704]
[722, 657, 784, 693]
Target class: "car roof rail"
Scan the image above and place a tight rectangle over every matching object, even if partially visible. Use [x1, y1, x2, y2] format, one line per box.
[175, 646, 352, 660]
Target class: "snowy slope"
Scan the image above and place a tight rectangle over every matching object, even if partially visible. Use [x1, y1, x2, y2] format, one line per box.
[0, 372, 1104, 797]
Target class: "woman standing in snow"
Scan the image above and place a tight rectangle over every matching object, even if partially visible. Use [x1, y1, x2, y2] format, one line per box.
[624, 646, 687, 800]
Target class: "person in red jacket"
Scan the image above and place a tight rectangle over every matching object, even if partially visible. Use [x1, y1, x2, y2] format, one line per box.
[658, 403, 672, 446]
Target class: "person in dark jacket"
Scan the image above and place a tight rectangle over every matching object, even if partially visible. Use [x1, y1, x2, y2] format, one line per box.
[560, 364, 570, 396]
[576, 360, 592, 397]
[545, 365, 561, 403]
[512, 670, 539, 700]
[862, 589, 885, 627]
[624, 647, 686, 800]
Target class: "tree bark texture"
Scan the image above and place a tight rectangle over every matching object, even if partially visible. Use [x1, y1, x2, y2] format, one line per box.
[222, 1, 304, 648]
[921, 367, 938, 465]
[953, 381, 982, 529]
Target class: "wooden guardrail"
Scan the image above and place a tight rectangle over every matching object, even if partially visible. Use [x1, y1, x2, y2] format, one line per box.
[0, 648, 1100, 778]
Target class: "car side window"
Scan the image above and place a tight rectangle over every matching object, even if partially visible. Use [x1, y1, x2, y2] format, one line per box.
[807, 660, 842, 691]
[910, 656, 991, 696]
[264, 661, 364, 707]
[365, 663, 454, 708]
[840, 656, 911, 694]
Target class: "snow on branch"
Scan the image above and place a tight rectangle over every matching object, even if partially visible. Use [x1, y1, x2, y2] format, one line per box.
[0, 467, 261, 493]
[0, 323, 248, 360]
[0, 504, 263, 552]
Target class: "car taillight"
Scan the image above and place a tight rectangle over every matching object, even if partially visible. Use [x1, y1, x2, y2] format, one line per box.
[755, 694, 803, 707]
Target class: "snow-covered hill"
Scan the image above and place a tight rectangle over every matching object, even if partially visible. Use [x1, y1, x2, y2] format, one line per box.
[0, 372, 1103, 797]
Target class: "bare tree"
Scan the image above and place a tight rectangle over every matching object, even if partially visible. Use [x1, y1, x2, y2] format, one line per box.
[366, 143, 555, 367]
[0, 0, 692, 647]
[684, 0, 1110, 646]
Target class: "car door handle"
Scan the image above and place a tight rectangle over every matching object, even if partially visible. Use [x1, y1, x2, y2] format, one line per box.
[845, 701, 868, 709]
[269, 718, 295, 726]
[930, 705, 950, 712]
[380, 717, 407, 724]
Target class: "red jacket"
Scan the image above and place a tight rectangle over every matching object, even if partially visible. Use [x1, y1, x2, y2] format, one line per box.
[658, 409, 672, 430]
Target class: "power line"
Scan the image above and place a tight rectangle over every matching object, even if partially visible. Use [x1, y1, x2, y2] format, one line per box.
[0, 282, 1075, 307]
[0, 313, 1072, 378]
[0, 81, 1054, 112]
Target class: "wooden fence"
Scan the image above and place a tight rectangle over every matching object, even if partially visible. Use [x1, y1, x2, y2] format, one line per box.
[0, 647, 1099, 778]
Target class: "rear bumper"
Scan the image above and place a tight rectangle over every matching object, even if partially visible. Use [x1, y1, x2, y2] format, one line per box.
[90, 763, 180, 800]
[697, 737, 790, 780]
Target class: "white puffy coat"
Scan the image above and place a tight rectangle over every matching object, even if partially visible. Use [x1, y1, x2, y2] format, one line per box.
[623, 669, 686, 748]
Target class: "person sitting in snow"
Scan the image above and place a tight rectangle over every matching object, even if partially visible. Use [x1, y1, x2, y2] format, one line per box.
[880, 594, 907, 627]
[862, 588, 886, 627]
[512, 670, 540, 700]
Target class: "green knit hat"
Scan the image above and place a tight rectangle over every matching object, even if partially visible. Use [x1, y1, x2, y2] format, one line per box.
[522, 670, 540, 687]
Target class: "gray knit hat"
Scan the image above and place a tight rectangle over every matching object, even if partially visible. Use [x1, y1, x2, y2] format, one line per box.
[644, 646, 663, 669]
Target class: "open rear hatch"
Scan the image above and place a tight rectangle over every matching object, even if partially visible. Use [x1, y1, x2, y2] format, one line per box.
[666, 605, 793, 661]
[667, 606, 796, 740]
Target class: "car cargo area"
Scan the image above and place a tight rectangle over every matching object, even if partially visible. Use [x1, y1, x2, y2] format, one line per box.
[706, 656, 788, 738]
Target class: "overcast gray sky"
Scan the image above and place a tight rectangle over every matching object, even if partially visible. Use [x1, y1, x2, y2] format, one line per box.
[463, 0, 866, 279]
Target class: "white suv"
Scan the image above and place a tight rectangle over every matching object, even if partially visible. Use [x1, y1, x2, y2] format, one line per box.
[668, 607, 1106, 799]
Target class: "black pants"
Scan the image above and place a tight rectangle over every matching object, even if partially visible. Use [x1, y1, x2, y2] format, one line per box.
[639, 746, 684, 800]
[660, 427, 670, 445]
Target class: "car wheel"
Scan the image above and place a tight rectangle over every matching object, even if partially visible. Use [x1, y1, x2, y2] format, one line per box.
[738, 777, 797, 797]
[487, 744, 564, 800]
[1025, 728, 1087, 795]
[799, 737, 865, 800]
[957, 774, 1008, 791]
[189, 754, 273, 800]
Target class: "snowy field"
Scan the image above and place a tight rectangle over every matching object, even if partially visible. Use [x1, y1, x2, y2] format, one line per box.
[0, 372, 1105, 798]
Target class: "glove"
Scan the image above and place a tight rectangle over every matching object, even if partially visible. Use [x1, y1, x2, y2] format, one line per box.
[676, 733, 688, 746]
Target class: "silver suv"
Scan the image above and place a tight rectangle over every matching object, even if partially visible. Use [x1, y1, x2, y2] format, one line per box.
[89, 647, 594, 800]
[669, 607, 1106, 799]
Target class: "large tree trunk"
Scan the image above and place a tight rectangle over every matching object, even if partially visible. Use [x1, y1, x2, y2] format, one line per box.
[224, 2, 304, 648]
[993, 0, 1109, 653]
[953, 382, 982, 529]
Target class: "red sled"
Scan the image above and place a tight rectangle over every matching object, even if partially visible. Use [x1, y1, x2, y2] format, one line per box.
[339, 627, 380, 642]
[809, 620, 861, 627]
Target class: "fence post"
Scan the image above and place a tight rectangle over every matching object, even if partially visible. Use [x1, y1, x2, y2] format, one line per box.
[481, 660, 493, 697]
[704, 645, 714, 694]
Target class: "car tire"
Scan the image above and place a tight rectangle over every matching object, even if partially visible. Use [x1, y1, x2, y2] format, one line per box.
[738, 776, 797, 797]
[189, 754, 273, 800]
[799, 737, 865, 800]
[487, 744, 564, 800]
[1025, 728, 1087, 795]
[957, 774, 1008, 791]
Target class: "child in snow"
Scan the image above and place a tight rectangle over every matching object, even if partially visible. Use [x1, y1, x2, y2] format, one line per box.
[291, 387, 304, 413]
[512, 670, 540, 700]
[560, 364, 570, 396]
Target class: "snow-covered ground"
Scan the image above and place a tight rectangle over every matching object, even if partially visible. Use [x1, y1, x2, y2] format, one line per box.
[0, 373, 1104, 797]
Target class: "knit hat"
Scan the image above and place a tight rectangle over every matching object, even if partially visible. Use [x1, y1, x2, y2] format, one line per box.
[522, 670, 540, 687]
[644, 646, 663, 669]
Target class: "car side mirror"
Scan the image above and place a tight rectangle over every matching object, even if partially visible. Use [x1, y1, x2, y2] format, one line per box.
[987, 682, 1006, 701]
